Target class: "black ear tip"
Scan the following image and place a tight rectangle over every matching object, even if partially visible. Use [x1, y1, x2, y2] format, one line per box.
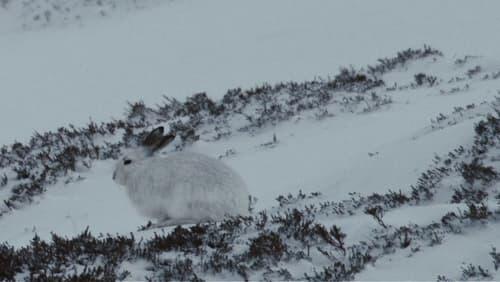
[154, 126, 165, 134]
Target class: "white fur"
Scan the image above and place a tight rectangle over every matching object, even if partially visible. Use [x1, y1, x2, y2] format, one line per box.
[113, 150, 250, 224]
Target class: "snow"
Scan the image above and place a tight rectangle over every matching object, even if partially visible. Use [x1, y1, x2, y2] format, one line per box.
[0, 161, 146, 247]
[2, 0, 500, 145]
[1, 1, 500, 280]
[358, 223, 500, 281]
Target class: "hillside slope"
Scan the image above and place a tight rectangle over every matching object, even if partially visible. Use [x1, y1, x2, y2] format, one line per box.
[1, 47, 500, 280]
[1, 1, 500, 280]
[1, 0, 500, 145]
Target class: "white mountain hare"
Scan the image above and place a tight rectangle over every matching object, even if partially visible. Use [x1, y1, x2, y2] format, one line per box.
[113, 126, 250, 226]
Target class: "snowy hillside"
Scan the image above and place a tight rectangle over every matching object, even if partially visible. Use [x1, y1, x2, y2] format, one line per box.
[2, 0, 500, 146]
[1, 46, 500, 281]
[0, 0, 164, 30]
[1, 1, 500, 281]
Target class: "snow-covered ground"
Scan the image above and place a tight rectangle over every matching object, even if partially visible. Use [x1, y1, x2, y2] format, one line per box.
[1, 1, 500, 281]
[2, 0, 500, 145]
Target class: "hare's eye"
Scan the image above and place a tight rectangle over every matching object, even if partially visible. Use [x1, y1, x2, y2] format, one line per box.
[123, 159, 132, 165]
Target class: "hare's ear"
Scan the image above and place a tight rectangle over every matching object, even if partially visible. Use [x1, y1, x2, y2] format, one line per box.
[142, 127, 164, 147]
[152, 133, 176, 153]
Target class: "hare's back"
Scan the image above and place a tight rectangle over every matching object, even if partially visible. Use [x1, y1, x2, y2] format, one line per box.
[148, 152, 249, 218]
[150, 151, 247, 193]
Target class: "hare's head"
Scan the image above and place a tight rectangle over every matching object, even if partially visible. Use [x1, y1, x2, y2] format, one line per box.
[112, 126, 176, 185]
